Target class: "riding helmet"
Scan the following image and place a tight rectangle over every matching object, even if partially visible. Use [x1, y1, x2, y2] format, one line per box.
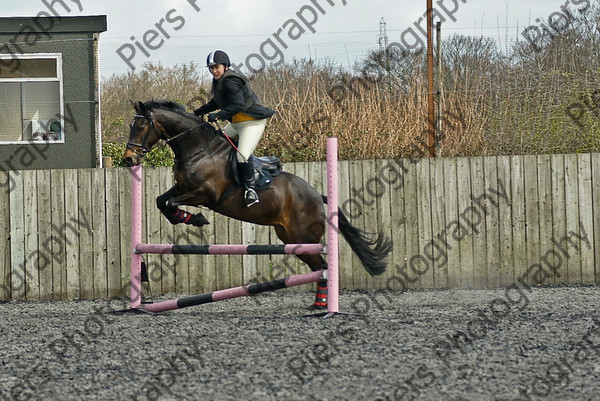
[206, 50, 231, 68]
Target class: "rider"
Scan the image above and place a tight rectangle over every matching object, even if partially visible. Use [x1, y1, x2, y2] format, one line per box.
[193, 50, 275, 207]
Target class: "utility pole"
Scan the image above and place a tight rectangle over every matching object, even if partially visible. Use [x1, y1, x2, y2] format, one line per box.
[378, 17, 388, 50]
[436, 21, 442, 156]
[378, 17, 391, 93]
[426, 0, 435, 157]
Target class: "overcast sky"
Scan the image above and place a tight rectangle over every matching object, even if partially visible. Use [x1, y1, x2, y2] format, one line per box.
[2, 0, 592, 79]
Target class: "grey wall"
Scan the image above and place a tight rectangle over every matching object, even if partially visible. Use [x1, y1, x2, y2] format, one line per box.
[0, 17, 105, 171]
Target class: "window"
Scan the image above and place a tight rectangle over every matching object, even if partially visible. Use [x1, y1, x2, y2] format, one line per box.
[0, 54, 64, 144]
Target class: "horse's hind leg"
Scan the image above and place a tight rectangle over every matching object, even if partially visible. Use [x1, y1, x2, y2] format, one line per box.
[273, 223, 325, 272]
[156, 186, 209, 227]
[296, 254, 328, 310]
[274, 223, 328, 310]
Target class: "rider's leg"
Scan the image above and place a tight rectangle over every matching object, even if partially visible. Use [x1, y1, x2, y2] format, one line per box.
[230, 119, 267, 207]
[233, 119, 266, 162]
[239, 162, 259, 206]
[222, 122, 239, 140]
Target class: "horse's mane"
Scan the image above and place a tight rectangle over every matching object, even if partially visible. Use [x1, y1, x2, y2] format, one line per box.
[144, 100, 197, 121]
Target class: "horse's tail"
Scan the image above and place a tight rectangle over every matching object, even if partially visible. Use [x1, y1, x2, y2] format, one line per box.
[322, 195, 392, 276]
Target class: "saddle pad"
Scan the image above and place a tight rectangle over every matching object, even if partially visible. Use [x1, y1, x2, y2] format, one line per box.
[228, 150, 282, 191]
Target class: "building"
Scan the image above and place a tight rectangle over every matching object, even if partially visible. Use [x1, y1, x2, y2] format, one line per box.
[0, 15, 107, 170]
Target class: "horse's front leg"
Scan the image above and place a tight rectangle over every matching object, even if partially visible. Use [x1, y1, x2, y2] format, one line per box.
[156, 186, 209, 227]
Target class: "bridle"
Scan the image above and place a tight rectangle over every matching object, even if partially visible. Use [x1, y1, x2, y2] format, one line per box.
[126, 114, 161, 158]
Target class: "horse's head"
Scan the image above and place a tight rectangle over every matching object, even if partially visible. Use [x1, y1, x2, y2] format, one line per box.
[122, 101, 168, 166]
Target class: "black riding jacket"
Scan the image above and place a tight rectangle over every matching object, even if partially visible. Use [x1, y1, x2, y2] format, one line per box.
[194, 69, 275, 122]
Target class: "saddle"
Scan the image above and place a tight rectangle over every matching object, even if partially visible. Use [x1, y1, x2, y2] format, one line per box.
[228, 149, 282, 191]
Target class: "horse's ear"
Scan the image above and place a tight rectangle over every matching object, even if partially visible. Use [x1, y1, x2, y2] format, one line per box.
[132, 100, 146, 115]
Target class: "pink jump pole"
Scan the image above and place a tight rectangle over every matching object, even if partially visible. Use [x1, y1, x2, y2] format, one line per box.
[326, 137, 339, 315]
[130, 165, 143, 309]
[135, 243, 324, 255]
[142, 270, 325, 313]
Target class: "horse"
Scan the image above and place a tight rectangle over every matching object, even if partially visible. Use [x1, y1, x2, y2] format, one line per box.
[122, 100, 392, 309]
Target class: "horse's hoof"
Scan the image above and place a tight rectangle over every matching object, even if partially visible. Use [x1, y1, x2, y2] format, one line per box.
[191, 214, 210, 227]
[306, 303, 328, 311]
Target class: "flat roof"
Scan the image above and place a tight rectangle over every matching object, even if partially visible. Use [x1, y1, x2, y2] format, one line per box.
[0, 15, 107, 34]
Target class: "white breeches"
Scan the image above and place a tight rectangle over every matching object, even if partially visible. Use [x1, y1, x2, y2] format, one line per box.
[223, 119, 267, 162]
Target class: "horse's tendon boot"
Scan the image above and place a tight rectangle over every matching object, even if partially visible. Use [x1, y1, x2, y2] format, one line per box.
[312, 278, 328, 310]
[169, 207, 192, 225]
[165, 207, 209, 226]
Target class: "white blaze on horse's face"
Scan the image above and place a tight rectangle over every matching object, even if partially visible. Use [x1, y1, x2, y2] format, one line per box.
[123, 145, 142, 167]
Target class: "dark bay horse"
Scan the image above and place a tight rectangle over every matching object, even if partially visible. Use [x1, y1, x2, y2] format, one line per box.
[123, 100, 392, 307]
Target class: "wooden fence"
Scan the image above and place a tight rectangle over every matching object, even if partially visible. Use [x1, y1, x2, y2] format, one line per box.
[1, 153, 598, 301]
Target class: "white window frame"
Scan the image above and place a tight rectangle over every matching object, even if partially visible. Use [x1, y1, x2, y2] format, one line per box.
[0, 53, 65, 145]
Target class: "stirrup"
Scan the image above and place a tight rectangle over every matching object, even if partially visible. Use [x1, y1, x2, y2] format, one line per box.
[244, 189, 260, 207]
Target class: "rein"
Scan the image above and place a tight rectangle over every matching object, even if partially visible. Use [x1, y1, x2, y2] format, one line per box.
[173, 129, 222, 165]
[165, 121, 207, 144]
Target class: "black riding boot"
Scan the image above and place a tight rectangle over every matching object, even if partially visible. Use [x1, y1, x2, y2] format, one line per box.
[239, 162, 260, 207]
